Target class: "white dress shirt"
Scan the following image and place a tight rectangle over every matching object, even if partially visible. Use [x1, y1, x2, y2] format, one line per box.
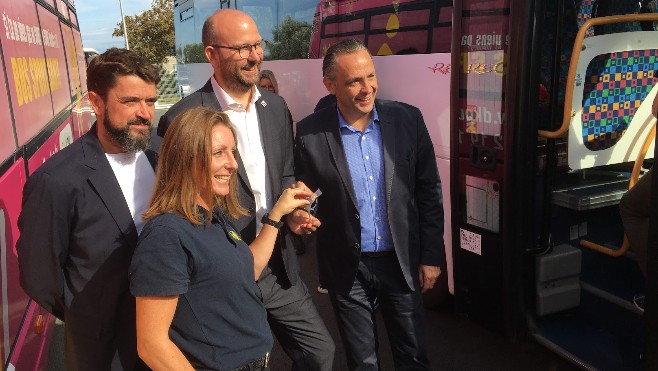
[212, 77, 272, 233]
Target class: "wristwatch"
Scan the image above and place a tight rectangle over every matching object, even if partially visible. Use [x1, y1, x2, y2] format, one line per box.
[261, 213, 284, 229]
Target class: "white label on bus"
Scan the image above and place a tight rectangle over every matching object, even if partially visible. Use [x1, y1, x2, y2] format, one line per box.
[460, 228, 481, 256]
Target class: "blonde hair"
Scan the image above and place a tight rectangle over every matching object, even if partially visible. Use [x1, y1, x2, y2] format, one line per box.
[143, 107, 247, 224]
[259, 69, 279, 94]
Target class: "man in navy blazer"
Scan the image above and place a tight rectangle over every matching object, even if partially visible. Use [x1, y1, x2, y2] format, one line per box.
[294, 39, 445, 370]
[17, 49, 159, 370]
[158, 9, 334, 370]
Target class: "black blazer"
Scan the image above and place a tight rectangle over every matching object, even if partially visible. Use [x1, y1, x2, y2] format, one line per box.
[158, 80, 300, 285]
[17, 124, 156, 369]
[294, 100, 445, 294]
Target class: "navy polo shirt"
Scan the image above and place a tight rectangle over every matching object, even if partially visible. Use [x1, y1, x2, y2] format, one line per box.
[130, 208, 272, 370]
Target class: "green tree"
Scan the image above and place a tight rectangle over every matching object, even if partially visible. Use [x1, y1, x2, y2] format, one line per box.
[178, 43, 207, 64]
[266, 16, 312, 60]
[113, 0, 174, 65]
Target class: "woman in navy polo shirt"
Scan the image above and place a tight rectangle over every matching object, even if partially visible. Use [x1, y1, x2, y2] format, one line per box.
[129, 107, 312, 370]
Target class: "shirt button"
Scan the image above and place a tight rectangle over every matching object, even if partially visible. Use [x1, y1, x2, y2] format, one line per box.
[372, 196, 376, 200]
[361, 137, 366, 140]
[369, 176, 374, 180]
[354, 243, 361, 249]
[377, 236, 381, 240]
[365, 156, 370, 160]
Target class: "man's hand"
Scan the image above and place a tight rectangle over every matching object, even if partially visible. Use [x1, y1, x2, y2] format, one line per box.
[286, 181, 321, 235]
[286, 209, 321, 235]
[418, 265, 441, 293]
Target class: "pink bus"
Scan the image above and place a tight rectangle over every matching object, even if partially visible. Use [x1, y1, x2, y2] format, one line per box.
[308, 0, 453, 58]
[0, 0, 92, 368]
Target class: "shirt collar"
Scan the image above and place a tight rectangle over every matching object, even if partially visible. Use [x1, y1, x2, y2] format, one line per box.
[211, 75, 261, 110]
[338, 105, 379, 133]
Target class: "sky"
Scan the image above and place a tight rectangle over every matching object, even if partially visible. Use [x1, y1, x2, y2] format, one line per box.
[75, 0, 153, 52]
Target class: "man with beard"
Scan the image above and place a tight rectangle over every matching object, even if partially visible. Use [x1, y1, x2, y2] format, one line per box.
[158, 9, 335, 370]
[17, 48, 159, 371]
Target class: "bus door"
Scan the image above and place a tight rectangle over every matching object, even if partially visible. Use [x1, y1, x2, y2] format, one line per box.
[453, 0, 658, 369]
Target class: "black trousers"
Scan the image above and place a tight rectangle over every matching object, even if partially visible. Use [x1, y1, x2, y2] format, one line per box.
[256, 265, 335, 371]
[330, 254, 431, 371]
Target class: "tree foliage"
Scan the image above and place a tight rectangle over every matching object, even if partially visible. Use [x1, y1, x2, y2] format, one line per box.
[113, 0, 174, 65]
[177, 43, 207, 64]
[266, 16, 312, 60]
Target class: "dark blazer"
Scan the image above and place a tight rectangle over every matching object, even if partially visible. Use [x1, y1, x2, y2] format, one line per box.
[158, 79, 300, 285]
[294, 100, 445, 294]
[17, 124, 156, 370]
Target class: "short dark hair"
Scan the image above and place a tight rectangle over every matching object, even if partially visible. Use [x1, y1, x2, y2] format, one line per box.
[322, 39, 369, 80]
[86, 48, 160, 99]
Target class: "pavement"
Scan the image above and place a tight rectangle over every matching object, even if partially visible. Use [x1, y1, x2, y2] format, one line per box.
[270, 242, 582, 371]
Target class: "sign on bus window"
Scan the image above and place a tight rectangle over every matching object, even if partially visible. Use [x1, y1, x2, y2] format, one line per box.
[37, 4, 72, 116]
[0, 0, 56, 146]
[61, 23, 82, 99]
[0, 62, 16, 163]
[72, 29, 87, 92]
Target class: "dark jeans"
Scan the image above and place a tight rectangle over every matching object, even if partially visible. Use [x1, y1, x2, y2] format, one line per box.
[256, 265, 335, 371]
[330, 254, 431, 371]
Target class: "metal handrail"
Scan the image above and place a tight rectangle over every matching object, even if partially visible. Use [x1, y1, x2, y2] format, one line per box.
[538, 13, 658, 139]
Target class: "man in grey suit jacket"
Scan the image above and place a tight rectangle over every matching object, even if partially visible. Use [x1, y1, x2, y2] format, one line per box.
[158, 9, 334, 370]
[17, 49, 159, 370]
[294, 39, 445, 371]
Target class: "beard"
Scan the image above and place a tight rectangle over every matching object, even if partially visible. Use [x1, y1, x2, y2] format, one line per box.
[102, 108, 152, 152]
[221, 58, 262, 93]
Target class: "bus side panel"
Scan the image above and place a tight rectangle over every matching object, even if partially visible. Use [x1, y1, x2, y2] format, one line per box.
[0, 160, 31, 368]
[0, 0, 56, 147]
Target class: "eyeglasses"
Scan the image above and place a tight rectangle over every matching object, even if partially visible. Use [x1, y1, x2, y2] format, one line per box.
[211, 41, 264, 59]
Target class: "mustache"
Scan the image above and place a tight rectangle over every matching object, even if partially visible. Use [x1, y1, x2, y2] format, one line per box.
[128, 117, 152, 126]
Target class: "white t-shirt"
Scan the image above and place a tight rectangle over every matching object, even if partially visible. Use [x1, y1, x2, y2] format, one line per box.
[212, 77, 272, 233]
[105, 151, 156, 234]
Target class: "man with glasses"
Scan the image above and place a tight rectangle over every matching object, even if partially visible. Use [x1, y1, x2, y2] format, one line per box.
[158, 9, 334, 370]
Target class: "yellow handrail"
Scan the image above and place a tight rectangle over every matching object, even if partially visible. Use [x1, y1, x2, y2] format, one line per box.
[579, 122, 656, 256]
[538, 13, 658, 139]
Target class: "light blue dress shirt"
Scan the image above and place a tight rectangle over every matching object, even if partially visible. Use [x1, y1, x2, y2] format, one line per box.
[338, 107, 394, 253]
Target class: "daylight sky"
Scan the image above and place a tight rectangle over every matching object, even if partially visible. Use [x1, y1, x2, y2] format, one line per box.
[75, 0, 152, 52]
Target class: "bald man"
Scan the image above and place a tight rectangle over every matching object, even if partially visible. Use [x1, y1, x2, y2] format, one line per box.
[158, 9, 334, 370]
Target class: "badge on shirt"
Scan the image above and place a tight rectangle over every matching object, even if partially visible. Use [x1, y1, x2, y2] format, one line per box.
[228, 230, 242, 242]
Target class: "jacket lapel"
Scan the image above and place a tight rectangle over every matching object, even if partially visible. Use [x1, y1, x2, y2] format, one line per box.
[322, 109, 359, 209]
[82, 125, 138, 242]
[255, 90, 275, 194]
[376, 101, 396, 206]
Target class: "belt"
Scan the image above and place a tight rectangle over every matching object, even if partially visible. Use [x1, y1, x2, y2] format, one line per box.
[361, 251, 394, 258]
[232, 353, 270, 371]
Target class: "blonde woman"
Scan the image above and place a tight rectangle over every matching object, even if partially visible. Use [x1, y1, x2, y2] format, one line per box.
[130, 107, 311, 370]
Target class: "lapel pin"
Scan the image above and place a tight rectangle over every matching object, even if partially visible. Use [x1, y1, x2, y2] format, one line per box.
[261, 100, 267, 107]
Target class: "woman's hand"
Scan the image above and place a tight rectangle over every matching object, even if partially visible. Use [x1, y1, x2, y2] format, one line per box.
[268, 187, 312, 222]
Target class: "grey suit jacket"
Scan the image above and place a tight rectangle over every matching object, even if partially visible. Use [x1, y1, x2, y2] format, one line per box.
[158, 79, 300, 285]
[294, 100, 445, 294]
[17, 124, 156, 369]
